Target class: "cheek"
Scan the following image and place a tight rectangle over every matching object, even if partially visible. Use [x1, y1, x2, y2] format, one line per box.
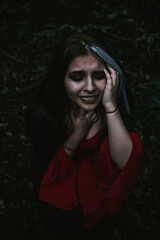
[65, 80, 81, 97]
[96, 80, 106, 92]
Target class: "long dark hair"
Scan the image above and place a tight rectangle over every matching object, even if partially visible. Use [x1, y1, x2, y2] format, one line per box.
[26, 32, 133, 146]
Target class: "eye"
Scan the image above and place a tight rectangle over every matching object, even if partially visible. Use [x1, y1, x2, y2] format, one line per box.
[69, 72, 84, 81]
[70, 76, 83, 81]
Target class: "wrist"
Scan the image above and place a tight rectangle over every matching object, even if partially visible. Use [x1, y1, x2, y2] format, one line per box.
[73, 129, 86, 139]
[64, 130, 84, 151]
[63, 144, 75, 152]
[105, 107, 118, 114]
[104, 105, 117, 113]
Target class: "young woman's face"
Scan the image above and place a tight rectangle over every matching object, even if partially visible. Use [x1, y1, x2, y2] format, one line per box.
[64, 53, 106, 112]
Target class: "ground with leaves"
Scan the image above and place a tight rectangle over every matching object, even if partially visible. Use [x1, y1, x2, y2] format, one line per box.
[0, 0, 160, 239]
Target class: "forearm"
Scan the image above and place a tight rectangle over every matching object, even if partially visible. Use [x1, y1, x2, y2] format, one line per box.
[63, 131, 84, 156]
[105, 108, 132, 169]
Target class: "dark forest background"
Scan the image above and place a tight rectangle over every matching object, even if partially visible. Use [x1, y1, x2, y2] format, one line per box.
[0, 0, 160, 239]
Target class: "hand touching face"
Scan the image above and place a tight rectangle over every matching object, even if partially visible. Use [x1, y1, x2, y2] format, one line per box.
[102, 65, 119, 111]
[64, 53, 106, 112]
[64, 53, 119, 113]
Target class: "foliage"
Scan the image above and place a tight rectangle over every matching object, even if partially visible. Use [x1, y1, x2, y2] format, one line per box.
[0, 0, 160, 239]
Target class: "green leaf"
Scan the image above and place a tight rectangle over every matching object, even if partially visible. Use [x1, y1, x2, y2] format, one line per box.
[107, 13, 117, 19]
[133, 187, 143, 198]
[0, 87, 9, 95]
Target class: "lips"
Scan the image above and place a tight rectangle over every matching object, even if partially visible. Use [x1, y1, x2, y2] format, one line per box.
[80, 95, 98, 104]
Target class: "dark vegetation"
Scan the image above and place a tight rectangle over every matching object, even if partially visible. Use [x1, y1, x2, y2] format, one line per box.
[0, 0, 160, 239]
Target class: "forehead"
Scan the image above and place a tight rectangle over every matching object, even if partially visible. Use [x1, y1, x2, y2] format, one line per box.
[67, 53, 105, 72]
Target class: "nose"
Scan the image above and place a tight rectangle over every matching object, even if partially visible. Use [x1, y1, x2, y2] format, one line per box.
[84, 76, 96, 92]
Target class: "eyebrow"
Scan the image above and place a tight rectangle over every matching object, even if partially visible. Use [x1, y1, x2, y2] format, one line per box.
[69, 71, 84, 74]
[69, 70, 104, 75]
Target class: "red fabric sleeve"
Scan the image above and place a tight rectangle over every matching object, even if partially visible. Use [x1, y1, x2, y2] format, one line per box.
[100, 132, 143, 216]
[38, 145, 79, 210]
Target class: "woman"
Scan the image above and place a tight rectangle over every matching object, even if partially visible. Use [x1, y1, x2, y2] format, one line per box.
[26, 32, 142, 239]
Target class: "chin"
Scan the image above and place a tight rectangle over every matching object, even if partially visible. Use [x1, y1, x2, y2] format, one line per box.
[79, 103, 99, 112]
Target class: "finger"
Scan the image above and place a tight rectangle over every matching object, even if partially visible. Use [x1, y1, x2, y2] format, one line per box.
[86, 110, 95, 118]
[107, 65, 120, 86]
[90, 112, 98, 119]
[91, 114, 99, 123]
[79, 107, 86, 117]
[93, 117, 99, 123]
[107, 64, 116, 74]
[107, 65, 117, 85]
[116, 72, 120, 86]
[73, 105, 83, 118]
[104, 68, 113, 88]
[70, 109, 75, 121]
[72, 108, 78, 118]
[104, 67, 111, 79]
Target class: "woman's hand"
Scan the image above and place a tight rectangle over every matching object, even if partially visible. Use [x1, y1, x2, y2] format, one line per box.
[70, 107, 98, 138]
[63, 108, 98, 156]
[102, 65, 119, 112]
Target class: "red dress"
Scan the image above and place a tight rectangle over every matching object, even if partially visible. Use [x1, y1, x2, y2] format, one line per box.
[39, 122, 142, 230]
